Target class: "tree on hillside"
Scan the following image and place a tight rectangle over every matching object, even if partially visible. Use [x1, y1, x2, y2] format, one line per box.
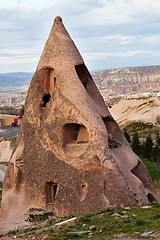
[131, 131, 141, 155]
[155, 132, 160, 145]
[123, 128, 131, 144]
[143, 135, 153, 160]
[151, 132, 160, 167]
[152, 145, 160, 167]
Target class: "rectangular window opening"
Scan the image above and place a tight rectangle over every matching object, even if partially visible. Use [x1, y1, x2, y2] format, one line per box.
[46, 182, 57, 203]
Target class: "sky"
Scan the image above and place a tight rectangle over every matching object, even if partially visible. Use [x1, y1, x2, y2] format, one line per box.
[1, 0, 160, 73]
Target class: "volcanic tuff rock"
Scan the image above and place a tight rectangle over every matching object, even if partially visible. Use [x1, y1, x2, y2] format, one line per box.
[109, 96, 160, 127]
[0, 141, 13, 163]
[0, 164, 7, 187]
[93, 65, 160, 96]
[0, 16, 159, 232]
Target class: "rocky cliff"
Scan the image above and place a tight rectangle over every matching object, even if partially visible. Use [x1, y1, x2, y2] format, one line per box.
[92, 65, 160, 98]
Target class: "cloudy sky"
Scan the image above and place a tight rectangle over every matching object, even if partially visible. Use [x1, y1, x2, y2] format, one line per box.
[1, 0, 160, 74]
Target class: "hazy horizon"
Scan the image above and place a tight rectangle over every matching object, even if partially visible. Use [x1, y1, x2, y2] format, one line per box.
[1, 63, 160, 75]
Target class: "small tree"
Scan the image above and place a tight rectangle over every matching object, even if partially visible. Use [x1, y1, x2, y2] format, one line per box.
[131, 131, 141, 155]
[155, 132, 160, 145]
[143, 135, 153, 160]
[152, 145, 160, 167]
[124, 128, 131, 144]
[151, 132, 160, 167]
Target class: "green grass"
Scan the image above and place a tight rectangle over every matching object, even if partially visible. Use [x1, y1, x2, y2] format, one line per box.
[28, 212, 54, 222]
[122, 121, 158, 140]
[44, 204, 160, 239]
[5, 137, 17, 141]
[8, 204, 159, 239]
[141, 157, 160, 183]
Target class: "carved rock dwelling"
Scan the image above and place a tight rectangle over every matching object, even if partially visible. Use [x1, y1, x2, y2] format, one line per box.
[1, 17, 159, 227]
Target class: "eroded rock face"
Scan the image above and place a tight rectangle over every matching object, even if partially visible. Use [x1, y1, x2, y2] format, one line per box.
[1, 16, 160, 224]
[0, 141, 13, 163]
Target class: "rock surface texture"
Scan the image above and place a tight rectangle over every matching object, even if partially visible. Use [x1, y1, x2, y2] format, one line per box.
[1, 16, 160, 231]
[0, 141, 13, 163]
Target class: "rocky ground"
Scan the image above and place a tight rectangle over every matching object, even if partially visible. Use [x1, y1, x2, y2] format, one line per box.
[0, 204, 160, 240]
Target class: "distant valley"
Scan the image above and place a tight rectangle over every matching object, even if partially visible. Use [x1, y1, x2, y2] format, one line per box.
[0, 72, 33, 95]
[1, 65, 160, 108]
[0, 72, 33, 87]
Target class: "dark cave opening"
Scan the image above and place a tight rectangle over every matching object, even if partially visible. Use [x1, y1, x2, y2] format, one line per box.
[42, 93, 51, 107]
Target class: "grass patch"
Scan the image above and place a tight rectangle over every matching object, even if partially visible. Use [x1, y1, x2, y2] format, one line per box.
[108, 139, 121, 148]
[122, 121, 158, 139]
[28, 212, 54, 222]
[23, 226, 42, 233]
[29, 208, 44, 212]
[5, 204, 160, 239]
[43, 204, 160, 239]
[5, 137, 17, 141]
[140, 157, 160, 183]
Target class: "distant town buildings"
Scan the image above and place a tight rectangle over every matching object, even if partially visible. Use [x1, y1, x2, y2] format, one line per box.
[0, 92, 26, 109]
[99, 91, 160, 102]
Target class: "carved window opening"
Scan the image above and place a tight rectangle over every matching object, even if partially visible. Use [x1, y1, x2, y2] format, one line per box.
[102, 116, 116, 135]
[41, 68, 56, 94]
[77, 180, 88, 201]
[40, 68, 57, 108]
[42, 93, 51, 107]
[46, 182, 57, 203]
[147, 193, 157, 203]
[102, 116, 120, 148]
[75, 64, 91, 89]
[62, 123, 89, 145]
[49, 69, 56, 93]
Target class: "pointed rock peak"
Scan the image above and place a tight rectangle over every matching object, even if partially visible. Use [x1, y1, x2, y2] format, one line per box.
[54, 16, 62, 24]
[37, 16, 82, 71]
[49, 16, 70, 39]
[52, 16, 63, 31]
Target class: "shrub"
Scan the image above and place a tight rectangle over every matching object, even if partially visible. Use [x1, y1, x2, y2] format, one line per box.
[123, 128, 131, 143]
[143, 135, 153, 160]
[131, 131, 141, 154]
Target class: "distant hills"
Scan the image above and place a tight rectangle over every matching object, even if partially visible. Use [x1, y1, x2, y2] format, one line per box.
[0, 72, 33, 87]
[92, 65, 160, 100]
[1, 65, 160, 98]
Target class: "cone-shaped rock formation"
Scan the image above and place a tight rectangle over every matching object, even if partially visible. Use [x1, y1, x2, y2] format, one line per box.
[1, 16, 159, 229]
